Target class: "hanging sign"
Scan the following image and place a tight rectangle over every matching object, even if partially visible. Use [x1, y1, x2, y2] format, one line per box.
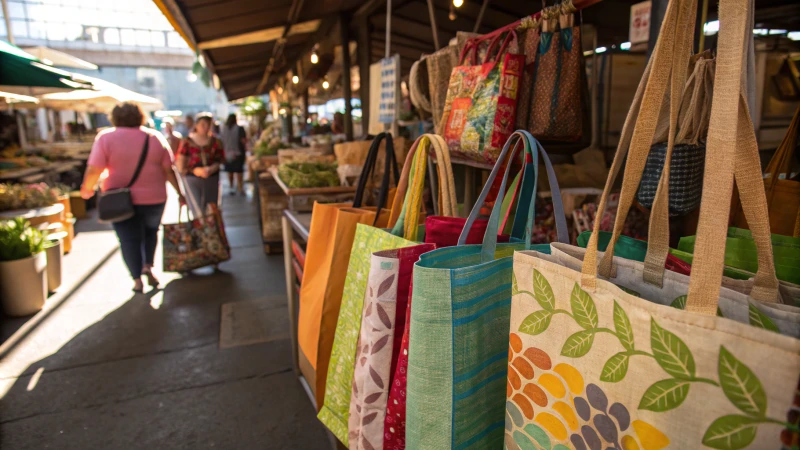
[629, 1, 651, 44]
[378, 55, 400, 124]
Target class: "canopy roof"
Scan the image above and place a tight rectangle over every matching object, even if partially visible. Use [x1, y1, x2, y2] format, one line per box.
[157, 0, 800, 101]
[21, 47, 99, 71]
[0, 41, 91, 92]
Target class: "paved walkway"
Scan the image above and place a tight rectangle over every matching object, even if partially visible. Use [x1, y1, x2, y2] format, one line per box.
[0, 185, 330, 449]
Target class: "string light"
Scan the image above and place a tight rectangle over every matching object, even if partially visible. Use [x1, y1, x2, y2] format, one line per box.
[453, 0, 463, 7]
[322, 79, 329, 90]
[310, 48, 319, 64]
[292, 75, 299, 84]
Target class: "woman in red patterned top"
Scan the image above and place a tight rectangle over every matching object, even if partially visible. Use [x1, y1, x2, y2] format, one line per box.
[176, 113, 225, 208]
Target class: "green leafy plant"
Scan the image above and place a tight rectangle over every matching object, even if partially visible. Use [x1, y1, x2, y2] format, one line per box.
[0, 218, 46, 261]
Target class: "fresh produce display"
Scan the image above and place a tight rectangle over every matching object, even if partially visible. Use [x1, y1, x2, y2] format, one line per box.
[254, 137, 290, 157]
[0, 183, 59, 212]
[0, 218, 46, 261]
[278, 162, 340, 188]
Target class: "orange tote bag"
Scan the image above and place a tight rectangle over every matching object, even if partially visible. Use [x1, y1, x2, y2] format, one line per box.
[297, 133, 400, 409]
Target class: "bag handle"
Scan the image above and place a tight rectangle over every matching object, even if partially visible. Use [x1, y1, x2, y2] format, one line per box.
[483, 30, 518, 64]
[582, 0, 696, 287]
[352, 132, 400, 213]
[764, 105, 800, 194]
[390, 134, 459, 240]
[687, 0, 778, 312]
[457, 130, 567, 263]
[581, 0, 779, 314]
[127, 133, 150, 188]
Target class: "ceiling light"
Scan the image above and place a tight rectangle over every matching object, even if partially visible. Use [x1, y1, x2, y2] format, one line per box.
[768, 29, 787, 35]
[704, 20, 719, 36]
[279, 108, 287, 115]
[753, 28, 769, 35]
[311, 49, 319, 64]
[322, 80, 329, 90]
[595, 46, 607, 54]
[620, 42, 631, 50]
[292, 75, 299, 84]
[453, 0, 463, 7]
[449, 11, 456, 20]
[789, 32, 800, 41]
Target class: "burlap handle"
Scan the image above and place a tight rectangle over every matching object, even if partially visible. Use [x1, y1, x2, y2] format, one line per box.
[764, 105, 800, 195]
[652, 53, 715, 146]
[388, 134, 458, 239]
[686, 0, 779, 313]
[581, 0, 694, 288]
[581, 0, 779, 313]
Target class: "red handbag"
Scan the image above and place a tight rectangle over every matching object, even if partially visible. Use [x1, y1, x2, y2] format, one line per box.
[441, 30, 525, 165]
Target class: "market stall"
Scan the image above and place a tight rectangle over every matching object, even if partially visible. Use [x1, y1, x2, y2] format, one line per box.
[99, 0, 800, 448]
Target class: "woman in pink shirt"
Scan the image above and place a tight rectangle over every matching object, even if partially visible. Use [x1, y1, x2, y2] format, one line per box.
[80, 102, 183, 292]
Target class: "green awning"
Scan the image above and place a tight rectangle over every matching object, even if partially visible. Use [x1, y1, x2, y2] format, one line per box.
[0, 40, 89, 89]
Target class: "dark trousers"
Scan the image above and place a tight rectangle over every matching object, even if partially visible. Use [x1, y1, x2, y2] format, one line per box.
[112, 203, 165, 279]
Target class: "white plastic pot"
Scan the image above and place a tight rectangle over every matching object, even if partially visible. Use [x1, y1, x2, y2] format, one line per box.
[0, 252, 47, 316]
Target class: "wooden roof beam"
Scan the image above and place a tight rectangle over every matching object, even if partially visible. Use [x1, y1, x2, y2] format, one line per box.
[198, 19, 320, 50]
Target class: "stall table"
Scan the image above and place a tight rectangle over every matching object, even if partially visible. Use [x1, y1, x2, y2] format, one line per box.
[268, 166, 356, 212]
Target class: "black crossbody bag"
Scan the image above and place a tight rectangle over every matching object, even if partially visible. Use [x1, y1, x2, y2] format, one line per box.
[97, 134, 150, 223]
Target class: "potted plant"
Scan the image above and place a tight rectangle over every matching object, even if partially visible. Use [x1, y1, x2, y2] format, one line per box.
[0, 218, 47, 316]
[44, 230, 67, 293]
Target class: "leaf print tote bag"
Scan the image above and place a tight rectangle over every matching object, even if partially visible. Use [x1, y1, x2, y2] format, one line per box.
[318, 134, 460, 445]
[406, 130, 570, 449]
[348, 243, 435, 450]
[505, 0, 800, 448]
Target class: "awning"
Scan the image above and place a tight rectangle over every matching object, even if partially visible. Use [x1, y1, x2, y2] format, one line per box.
[0, 41, 90, 92]
[38, 74, 164, 113]
[21, 47, 99, 71]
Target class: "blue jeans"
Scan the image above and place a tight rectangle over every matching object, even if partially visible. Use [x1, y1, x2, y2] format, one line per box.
[112, 203, 165, 279]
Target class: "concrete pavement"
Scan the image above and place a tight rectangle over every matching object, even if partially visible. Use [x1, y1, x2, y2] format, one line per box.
[0, 185, 330, 449]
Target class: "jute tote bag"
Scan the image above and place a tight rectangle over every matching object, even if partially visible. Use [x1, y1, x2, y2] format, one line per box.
[505, 0, 800, 448]
[298, 133, 400, 409]
[406, 130, 570, 449]
[318, 134, 460, 443]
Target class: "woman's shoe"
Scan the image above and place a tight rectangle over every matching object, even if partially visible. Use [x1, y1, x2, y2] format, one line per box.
[133, 278, 144, 293]
[142, 267, 160, 288]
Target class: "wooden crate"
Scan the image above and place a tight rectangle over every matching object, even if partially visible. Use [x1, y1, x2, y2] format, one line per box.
[258, 172, 288, 247]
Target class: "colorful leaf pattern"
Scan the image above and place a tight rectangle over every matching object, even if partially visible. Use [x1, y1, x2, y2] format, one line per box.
[510, 269, 793, 449]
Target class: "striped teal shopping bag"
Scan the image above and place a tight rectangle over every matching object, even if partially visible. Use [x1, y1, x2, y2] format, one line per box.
[406, 131, 569, 449]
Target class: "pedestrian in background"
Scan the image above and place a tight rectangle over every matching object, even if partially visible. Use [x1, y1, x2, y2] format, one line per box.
[162, 117, 182, 152]
[80, 102, 184, 293]
[175, 114, 194, 138]
[176, 113, 224, 208]
[220, 113, 246, 195]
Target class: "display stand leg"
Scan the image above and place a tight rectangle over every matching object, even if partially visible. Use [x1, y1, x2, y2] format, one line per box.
[463, 166, 475, 214]
[282, 216, 299, 374]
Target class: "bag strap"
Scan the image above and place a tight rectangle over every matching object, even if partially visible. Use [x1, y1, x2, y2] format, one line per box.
[458, 131, 566, 263]
[764, 105, 800, 194]
[687, 0, 778, 312]
[389, 134, 459, 241]
[352, 132, 400, 210]
[127, 133, 150, 188]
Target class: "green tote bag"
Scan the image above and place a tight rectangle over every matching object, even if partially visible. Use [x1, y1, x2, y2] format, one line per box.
[406, 131, 569, 449]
